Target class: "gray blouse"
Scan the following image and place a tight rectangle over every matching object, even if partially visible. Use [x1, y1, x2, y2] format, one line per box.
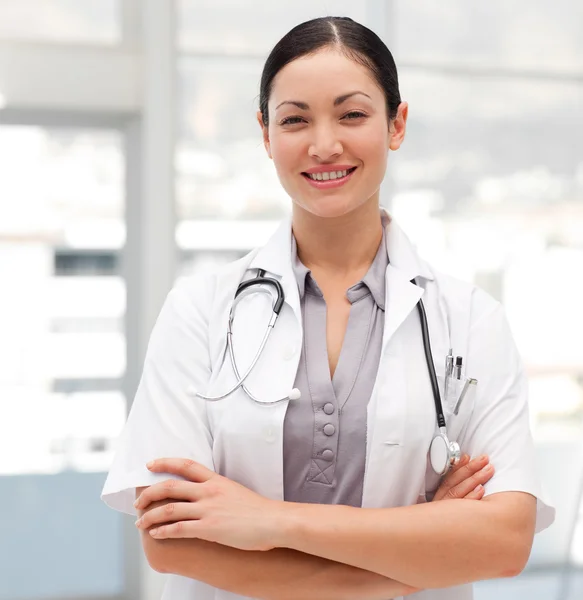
[282, 230, 388, 508]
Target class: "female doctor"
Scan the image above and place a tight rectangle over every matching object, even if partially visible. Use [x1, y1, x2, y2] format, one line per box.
[102, 16, 554, 600]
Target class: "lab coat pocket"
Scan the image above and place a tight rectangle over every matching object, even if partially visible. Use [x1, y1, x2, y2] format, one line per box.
[441, 375, 478, 447]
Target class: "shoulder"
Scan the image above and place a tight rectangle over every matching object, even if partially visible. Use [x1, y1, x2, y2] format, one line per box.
[429, 265, 507, 332]
[427, 266, 522, 382]
[170, 248, 258, 317]
[388, 216, 504, 331]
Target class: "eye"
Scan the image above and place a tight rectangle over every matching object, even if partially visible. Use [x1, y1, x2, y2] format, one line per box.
[342, 111, 368, 120]
[279, 116, 306, 126]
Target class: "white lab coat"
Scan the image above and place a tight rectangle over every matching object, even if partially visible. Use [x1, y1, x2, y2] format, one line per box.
[102, 211, 555, 600]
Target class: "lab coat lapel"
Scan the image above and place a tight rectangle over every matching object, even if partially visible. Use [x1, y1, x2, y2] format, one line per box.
[380, 216, 433, 362]
[204, 217, 302, 501]
[248, 215, 302, 325]
[382, 265, 424, 345]
[237, 215, 301, 404]
[216, 213, 302, 402]
[207, 249, 259, 373]
[363, 219, 437, 509]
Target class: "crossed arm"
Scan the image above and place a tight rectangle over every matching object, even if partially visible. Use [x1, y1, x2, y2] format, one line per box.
[136, 487, 419, 600]
[273, 491, 536, 589]
[136, 470, 536, 598]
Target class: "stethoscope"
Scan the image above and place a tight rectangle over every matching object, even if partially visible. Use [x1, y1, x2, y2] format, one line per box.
[193, 269, 461, 477]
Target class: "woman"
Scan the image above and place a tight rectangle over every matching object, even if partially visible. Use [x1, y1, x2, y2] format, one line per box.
[102, 16, 554, 600]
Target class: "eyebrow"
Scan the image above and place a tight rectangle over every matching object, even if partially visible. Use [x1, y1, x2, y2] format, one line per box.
[275, 91, 372, 111]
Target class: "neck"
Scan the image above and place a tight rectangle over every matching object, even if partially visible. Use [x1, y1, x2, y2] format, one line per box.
[291, 196, 384, 277]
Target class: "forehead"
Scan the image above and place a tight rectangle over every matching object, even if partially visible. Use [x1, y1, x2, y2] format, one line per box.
[269, 48, 383, 106]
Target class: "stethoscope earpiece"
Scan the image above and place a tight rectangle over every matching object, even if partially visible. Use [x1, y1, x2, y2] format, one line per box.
[288, 388, 302, 401]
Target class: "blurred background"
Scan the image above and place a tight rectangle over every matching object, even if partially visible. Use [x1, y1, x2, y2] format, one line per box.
[0, 1, 581, 599]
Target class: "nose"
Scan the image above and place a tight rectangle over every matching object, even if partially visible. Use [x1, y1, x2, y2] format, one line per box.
[308, 123, 343, 161]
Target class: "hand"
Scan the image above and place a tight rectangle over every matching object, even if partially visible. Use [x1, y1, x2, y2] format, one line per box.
[134, 458, 283, 551]
[432, 454, 495, 502]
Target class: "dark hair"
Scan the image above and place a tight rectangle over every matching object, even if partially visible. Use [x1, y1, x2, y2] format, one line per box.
[259, 16, 401, 127]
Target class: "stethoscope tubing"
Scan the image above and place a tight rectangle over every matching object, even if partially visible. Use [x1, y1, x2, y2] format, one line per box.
[413, 280, 447, 429]
[197, 272, 446, 420]
[194, 269, 457, 475]
[194, 272, 285, 403]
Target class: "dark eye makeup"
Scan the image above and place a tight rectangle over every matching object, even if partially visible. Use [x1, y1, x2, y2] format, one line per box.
[278, 110, 368, 126]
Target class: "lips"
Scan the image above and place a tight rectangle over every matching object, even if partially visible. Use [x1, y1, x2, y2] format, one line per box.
[301, 166, 358, 189]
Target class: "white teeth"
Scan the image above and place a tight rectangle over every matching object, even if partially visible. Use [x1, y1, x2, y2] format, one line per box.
[307, 169, 350, 181]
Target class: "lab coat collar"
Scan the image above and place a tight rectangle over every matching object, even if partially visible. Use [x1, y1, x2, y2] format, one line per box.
[383, 209, 435, 283]
[248, 215, 302, 325]
[248, 208, 435, 284]
[248, 215, 294, 279]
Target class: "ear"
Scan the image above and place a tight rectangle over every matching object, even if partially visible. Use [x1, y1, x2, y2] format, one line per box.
[257, 111, 272, 159]
[388, 102, 408, 151]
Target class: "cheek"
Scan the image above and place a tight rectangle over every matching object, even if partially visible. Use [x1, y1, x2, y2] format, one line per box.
[351, 128, 388, 163]
[271, 135, 304, 178]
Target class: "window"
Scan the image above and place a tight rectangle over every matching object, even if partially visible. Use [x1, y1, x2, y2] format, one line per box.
[178, 0, 367, 54]
[0, 125, 125, 599]
[391, 71, 583, 444]
[394, 0, 583, 70]
[0, 0, 120, 45]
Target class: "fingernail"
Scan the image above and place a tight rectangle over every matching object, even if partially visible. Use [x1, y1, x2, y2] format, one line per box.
[135, 518, 142, 527]
[149, 528, 158, 536]
[483, 464, 493, 472]
[133, 498, 140, 508]
[146, 461, 154, 468]
[474, 484, 483, 492]
[479, 454, 488, 462]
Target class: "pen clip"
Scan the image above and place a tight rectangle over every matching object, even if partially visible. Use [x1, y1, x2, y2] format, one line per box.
[445, 348, 454, 378]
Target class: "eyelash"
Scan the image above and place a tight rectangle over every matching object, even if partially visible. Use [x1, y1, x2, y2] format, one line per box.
[279, 111, 368, 126]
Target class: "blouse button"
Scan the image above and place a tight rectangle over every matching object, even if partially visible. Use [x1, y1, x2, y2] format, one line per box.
[323, 403, 335, 415]
[323, 423, 336, 436]
[322, 449, 334, 460]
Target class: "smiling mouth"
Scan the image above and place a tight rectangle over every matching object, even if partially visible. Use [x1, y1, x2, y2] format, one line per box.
[301, 167, 357, 182]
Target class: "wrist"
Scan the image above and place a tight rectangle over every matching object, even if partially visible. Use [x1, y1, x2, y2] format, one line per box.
[269, 500, 304, 549]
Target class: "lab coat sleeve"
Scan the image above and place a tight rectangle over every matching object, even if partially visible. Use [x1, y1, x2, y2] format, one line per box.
[461, 295, 555, 534]
[101, 276, 215, 516]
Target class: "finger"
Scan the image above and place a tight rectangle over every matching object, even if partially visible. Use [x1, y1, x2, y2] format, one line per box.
[432, 455, 469, 500]
[149, 519, 204, 540]
[147, 458, 214, 483]
[447, 454, 470, 474]
[432, 454, 471, 501]
[443, 454, 489, 490]
[135, 479, 202, 510]
[136, 501, 202, 531]
[465, 485, 485, 500]
[445, 464, 495, 500]
[432, 455, 490, 502]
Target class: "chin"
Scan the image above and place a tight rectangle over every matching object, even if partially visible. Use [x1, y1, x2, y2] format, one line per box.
[301, 195, 368, 219]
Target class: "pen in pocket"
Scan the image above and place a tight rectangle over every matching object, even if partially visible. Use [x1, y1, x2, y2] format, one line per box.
[444, 348, 454, 401]
[453, 378, 478, 416]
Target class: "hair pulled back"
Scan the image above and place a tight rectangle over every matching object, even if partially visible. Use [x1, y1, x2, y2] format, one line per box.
[259, 16, 401, 127]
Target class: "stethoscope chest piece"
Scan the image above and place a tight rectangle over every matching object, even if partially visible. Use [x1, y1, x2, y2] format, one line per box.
[430, 429, 461, 476]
